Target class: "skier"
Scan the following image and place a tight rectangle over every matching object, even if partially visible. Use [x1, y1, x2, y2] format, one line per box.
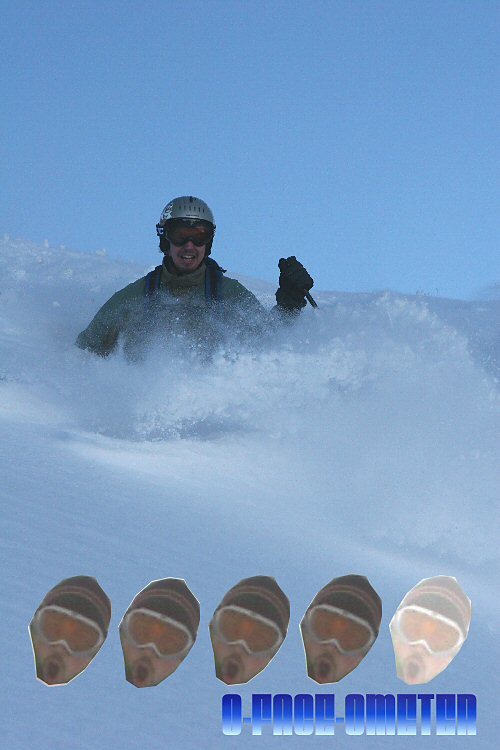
[76, 196, 314, 357]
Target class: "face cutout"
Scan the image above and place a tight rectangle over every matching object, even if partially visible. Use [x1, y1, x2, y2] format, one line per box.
[119, 578, 199, 688]
[29, 576, 111, 686]
[390, 576, 471, 684]
[301, 575, 382, 683]
[210, 576, 289, 685]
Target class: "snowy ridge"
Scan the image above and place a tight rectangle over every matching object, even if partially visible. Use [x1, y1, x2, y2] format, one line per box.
[1, 237, 498, 748]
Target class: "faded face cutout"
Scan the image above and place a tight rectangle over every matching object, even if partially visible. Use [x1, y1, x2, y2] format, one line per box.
[390, 577, 471, 685]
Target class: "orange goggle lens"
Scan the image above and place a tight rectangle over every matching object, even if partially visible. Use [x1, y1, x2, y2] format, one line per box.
[125, 610, 192, 657]
[307, 606, 374, 652]
[36, 607, 103, 653]
[398, 607, 463, 652]
[216, 607, 282, 654]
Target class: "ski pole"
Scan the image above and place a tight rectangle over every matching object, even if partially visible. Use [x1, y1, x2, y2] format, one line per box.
[305, 290, 318, 308]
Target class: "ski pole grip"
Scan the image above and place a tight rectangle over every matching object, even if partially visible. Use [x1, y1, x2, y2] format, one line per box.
[278, 256, 318, 309]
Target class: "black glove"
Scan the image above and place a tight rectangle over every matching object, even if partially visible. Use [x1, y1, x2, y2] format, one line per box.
[275, 256, 314, 311]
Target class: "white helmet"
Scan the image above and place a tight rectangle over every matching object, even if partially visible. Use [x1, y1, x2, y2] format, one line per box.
[156, 196, 216, 255]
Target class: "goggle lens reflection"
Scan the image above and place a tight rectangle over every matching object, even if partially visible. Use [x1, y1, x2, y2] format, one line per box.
[36, 606, 103, 653]
[307, 605, 375, 652]
[216, 606, 282, 654]
[397, 606, 463, 652]
[124, 609, 192, 657]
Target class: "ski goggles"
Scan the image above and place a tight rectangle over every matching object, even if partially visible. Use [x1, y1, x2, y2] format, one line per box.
[122, 608, 194, 659]
[159, 224, 213, 247]
[213, 605, 284, 656]
[303, 605, 376, 654]
[392, 605, 465, 655]
[33, 605, 105, 656]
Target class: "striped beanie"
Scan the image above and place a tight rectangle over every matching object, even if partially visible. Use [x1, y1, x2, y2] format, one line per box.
[399, 576, 471, 637]
[217, 576, 290, 637]
[38, 575, 111, 634]
[307, 574, 382, 633]
[125, 578, 200, 639]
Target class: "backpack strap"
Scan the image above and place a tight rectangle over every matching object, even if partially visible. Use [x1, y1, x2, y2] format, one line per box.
[205, 257, 226, 302]
[144, 264, 163, 296]
[144, 259, 226, 302]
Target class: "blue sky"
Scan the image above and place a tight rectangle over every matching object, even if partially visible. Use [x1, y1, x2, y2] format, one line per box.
[2, 0, 499, 299]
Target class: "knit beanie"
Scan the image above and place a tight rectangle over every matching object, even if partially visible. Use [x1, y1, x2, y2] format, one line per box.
[125, 578, 200, 640]
[306, 574, 382, 634]
[38, 575, 111, 634]
[399, 576, 471, 637]
[216, 576, 290, 637]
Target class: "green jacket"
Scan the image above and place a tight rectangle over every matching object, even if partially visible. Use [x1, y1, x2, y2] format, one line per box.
[76, 259, 268, 357]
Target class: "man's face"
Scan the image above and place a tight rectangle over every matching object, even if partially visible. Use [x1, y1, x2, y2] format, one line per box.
[389, 604, 465, 684]
[301, 626, 372, 683]
[209, 624, 279, 685]
[389, 635, 457, 685]
[209, 604, 285, 685]
[300, 602, 378, 683]
[30, 625, 100, 685]
[166, 222, 212, 273]
[119, 637, 183, 688]
[118, 606, 195, 688]
[168, 239, 206, 273]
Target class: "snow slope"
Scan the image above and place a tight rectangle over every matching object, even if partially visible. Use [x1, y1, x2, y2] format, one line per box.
[1, 236, 498, 748]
